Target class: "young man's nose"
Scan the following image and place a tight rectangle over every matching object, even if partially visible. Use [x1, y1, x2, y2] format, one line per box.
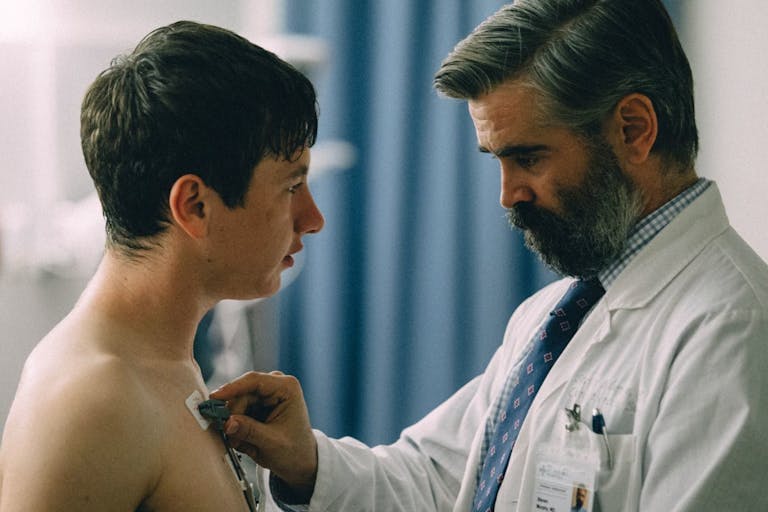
[296, 190, 324, 234]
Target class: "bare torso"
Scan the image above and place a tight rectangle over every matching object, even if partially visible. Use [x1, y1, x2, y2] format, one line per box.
[0, 306, 253, 511]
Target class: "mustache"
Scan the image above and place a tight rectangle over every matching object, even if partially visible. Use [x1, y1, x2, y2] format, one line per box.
[505, 202, 561, 231]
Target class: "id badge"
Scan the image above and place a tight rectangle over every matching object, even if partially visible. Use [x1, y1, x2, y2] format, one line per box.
[533, 445, 598, 512]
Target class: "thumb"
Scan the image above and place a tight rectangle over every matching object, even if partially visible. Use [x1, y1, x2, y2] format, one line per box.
[224, 415, 270, 463]
[225, 415, 262, 442]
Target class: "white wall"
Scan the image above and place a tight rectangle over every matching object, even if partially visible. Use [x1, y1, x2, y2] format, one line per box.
[683, 0, 768, 262]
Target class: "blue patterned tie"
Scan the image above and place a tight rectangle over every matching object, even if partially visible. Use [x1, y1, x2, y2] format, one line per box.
[472, 278, 605, 511]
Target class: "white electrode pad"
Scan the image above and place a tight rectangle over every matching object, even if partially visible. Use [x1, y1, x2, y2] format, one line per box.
[186, 389, 211, 430]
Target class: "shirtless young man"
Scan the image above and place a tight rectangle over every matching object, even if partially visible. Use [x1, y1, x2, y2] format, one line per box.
[0, 21, 323, 511]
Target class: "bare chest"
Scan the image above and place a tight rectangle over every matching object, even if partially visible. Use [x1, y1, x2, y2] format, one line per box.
[137, 381, 256, 511]
[138, 368, 258, 512]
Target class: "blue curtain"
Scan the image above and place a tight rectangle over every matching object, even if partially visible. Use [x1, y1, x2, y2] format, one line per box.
[279, 0, 556, 446]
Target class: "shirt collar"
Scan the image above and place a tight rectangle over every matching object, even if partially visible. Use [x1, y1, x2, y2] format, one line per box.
[598, 177, 711, 288]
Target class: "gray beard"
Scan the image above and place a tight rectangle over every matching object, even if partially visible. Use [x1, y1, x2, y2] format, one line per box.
[506, 140, 643, 279]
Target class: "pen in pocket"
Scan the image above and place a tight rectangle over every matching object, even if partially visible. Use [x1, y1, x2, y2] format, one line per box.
[592, 408, 613, 470]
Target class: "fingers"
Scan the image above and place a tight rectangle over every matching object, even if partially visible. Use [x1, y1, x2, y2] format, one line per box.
[210, 371, 298, 402]
[209, 371, 263, 400]
[224, 412, 318, 493]
[209, 370, 318, 491]
[224, 394, 250, 416]
[223, 412, 300, 466]
[223, 415, 266, 463]
[211, 371, 304, 421]
[224, 414, 262, 443]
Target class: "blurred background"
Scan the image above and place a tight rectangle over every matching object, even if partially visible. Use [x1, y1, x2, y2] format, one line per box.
[1, 0, 766, 447]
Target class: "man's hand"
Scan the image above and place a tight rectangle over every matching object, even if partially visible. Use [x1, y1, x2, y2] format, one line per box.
[210, 371, 318, 502]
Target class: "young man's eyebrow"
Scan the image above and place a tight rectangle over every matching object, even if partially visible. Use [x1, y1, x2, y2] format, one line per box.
[288, 165, 309, 178]
[477, 144, 549, 158]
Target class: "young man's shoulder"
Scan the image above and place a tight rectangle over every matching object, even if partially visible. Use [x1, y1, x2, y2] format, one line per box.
[0, 322, 163, 511]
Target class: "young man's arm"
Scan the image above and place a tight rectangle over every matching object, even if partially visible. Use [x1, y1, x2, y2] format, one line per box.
[0, 361, 160, 511]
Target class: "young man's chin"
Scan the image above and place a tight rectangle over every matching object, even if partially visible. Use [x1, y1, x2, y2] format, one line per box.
[257, 278, 282, 299]
[228, 275, 282, 302]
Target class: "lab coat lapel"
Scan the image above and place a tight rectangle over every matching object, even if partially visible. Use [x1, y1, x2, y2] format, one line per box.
[524, 184, 729, 418]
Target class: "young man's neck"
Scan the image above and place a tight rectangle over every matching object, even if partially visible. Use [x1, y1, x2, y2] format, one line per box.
[74, 248, 213, 363]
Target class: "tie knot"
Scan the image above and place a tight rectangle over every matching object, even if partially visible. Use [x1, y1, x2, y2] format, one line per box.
[548, 278, 605, 318]
[574, 277, 605, 296]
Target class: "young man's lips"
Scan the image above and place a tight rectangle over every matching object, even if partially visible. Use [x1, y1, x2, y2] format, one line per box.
[283, 244, 303, 267]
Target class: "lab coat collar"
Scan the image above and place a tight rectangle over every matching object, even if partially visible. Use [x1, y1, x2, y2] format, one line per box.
[602, 182, 729, 311]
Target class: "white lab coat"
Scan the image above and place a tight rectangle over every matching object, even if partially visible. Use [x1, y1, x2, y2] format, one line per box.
[291, 183, 768, 511]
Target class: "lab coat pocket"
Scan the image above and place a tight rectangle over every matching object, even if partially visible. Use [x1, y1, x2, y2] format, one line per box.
[592, 433, 636, 512]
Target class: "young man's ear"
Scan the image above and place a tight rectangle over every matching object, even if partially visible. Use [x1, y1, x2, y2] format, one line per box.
[606, 93, 658, 165]
[168, 174, 210, 239]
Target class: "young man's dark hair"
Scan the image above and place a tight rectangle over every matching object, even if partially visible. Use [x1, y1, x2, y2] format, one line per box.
[81, 20, 318, 252]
